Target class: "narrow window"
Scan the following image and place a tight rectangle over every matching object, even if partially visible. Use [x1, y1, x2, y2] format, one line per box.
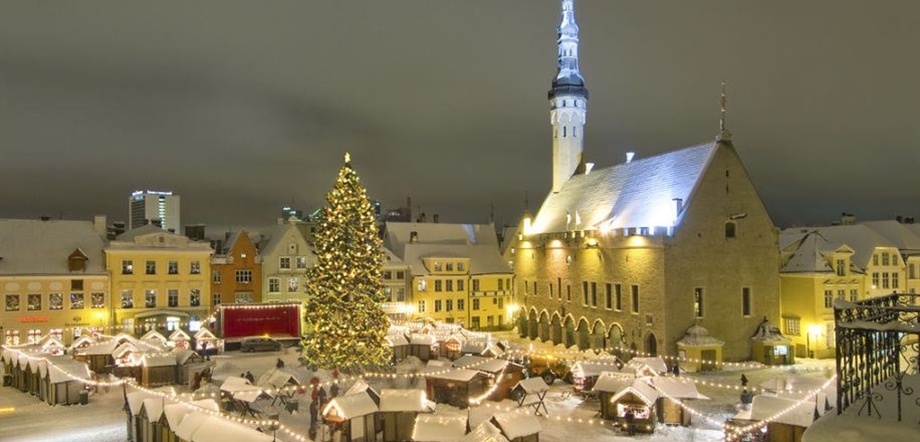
[725, 222, 736, 239]
[742, 287, 752, 317]
[693, 287, 704, 318]
[631, 285, 640, 313]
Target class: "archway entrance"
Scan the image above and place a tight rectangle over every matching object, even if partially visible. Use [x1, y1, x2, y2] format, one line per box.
[645, 333, 658, 356]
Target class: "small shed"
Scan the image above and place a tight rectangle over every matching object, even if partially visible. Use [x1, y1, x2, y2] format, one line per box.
[386, 334, 409, 363]
[591, 373, 635, 420]
[139, 396, 176, 442]
[75, 340, 118, 373]
[42, 360, 92, 405]
[571, 358, 621, 395]
[491, 410, 542, 442]
[140, 354, 177, 387]
[424, 367, 489, 408]
[510, 377, 550, 416]
[651, 376, 709, 426]
[174, 349, 206, 386]
[140, 330, 169, 347]
[408, 334, 438, 361]
[322, 391, 380, 442]
[608, 379, 659, 434]
[750, 318, 794, 366]
[163, 399, 219, 442]
[168, 329, 192, 350]
[193, 328, 221, 356]
[454, 355, 525, 402]
[413, 413, 467, 442]
[729, 395, 818, 442]
[464, 421, 510, 442]
[378, 389, 433, 442]
[69, 334, 97, 351]
[127, 390, 160, 442]
[440, 333, 465, 360]
[675, 324, 725, 372]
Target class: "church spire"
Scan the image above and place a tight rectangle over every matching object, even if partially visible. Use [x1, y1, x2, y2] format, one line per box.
[549, 0, 589, 193]
[717, 80, 732, 142]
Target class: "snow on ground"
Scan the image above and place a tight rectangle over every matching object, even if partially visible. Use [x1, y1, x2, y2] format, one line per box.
[1, 340, 916, 442]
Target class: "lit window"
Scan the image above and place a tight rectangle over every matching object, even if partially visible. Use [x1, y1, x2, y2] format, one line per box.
[49, 293, 63, 310]
[784, 318, 800, 336]
[121, 290, 133, 308]
[91, 292, 105, 308]
[145, 289, 157, 308]
[122, 260, 134, 275]
[70, 293, 85, 310]
[434, 262, 442, 272]
[418, 280, 427, 292]
[693, 288, 704, 318]
[5, 294, 20, 312]
[28, 294, 42, 311]
[296, 257, 308, 269]
[189, 289, 200, 307]
[288, 278, 299, 292]
[168, 260, 179, 275]
[168, 289, 179, 307]
[190, 261, 201, 274]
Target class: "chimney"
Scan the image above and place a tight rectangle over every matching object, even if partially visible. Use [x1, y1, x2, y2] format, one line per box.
[410, 231, 419, 243]
[433, 214, 439, 223]
[93, 215, 107, 234]
[841, 213, 856, 226]
[585, 162, 594, 174]
[40, 216, 51, 221]
[626, 152, 635, 163]
[407, 196, 413, 222]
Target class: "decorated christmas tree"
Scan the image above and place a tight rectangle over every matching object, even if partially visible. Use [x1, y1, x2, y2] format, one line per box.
[301, 153, 390, 372]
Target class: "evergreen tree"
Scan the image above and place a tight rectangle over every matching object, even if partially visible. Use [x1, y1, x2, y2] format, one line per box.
[301, 153, 390, 372]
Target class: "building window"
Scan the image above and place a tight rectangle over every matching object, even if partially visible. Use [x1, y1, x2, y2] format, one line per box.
[146, 260, 156, 275]
[498, 297, 504, 309]
[280, 257, 291, 270]
[27, 294, 41, 311]
[909, 264, 917, 279]
[836, 259, 846, 276]
[446, 263, 454, 271]
[472, 316, 480, 329]
[396, 271, 405, 279]
[472, 279, 480, 291]
[824, 290, 833, 309]
[893, 273, 899, 289]
[70, 293, 85, 310]
[872, 272, 879, 287]
[190, 261, 201, 274]
[457, 279, 464, 291]
[849, 289, 858, 302]
[582, 281, 589, 306]
[168, 260, 179, 275]
[434, 300, 442, 312]
[435, 280, 443, 292]
[90, 292, 104, 309]
[396, 288, 405, 302]
[236, 270, 253, 284]
[145, 289, 157, 308]
[457, 299, 465, 310]
[631, 285, 640, 314]
[725, 221, 736, 238]
[549, 283, 554, 298]
[189, 289, 201, 307]
[693, 287, 704, 318]
[288, 278, 299, 292]
[882, 252, 889, 266]
[122, 260, 134, 274]
[28, 329, 42, 344]
[212, 293, 221, 305]
[168, 289, 179, 307]
[49, 293, 63, 310]
[5, 294, 20, 311]
[4, 330, 20, 345]
[445, 299, 453, 312]
[873, 254, 879, 266]
[434, 262, 442, 271]
[591, 282, 597, 307]
[296, 257, 308, 269]
[418, 279, 427, 292]
[212, 271, 221, 284]
[498, 279, 504, 291]
[566, 285, 571, 302]
[784, 318, 801, 336]
[457, 263, 464, 272]
[614, 284, 622, 311]
[446, 280, 454, 291]
[417, 300, 426, 313]
[882, 272, 890, 289]
[269, 278, 280, 293]
[473, 298, 480, 310]
[121, 290, 133, 308]
[236, 293, 253, 303]
[71, 279, 83, 291]
[383, 271, 392, 280]
[605, 283, 612, 310]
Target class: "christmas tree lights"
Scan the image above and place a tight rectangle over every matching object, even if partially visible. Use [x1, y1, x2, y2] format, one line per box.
[300, 153, 390, 372]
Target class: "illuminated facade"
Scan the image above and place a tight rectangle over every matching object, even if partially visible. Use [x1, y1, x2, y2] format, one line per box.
[381, 247, 412, 321]
[0, 217, 110, 345]
[105, 224, 212, 334]
[258, 219, 315, 333]
[210, 230, 263, 305]
[129, 190, 181, 232]
[384, 222, 514, 331]
[510, 0, 779, 361]
[779, 219, 919, 358]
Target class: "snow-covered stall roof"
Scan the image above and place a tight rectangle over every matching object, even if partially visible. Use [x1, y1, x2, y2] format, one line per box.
[426, 368, 482, 382]
[453, 355, 508, 373]
[492, 411, 542, 439]
[174, 411, 210, 441]
[651, 377, 709, 399]
[194, 328, 217, 340]
[141, 354, 176, 368]
[409, 334, 437, 346]
[750, 318, 792, 343]
[174, 349, 202, 365]
[141, 396, 175, 422]
[47, 361, 92, 384]
[746, 395, 817, 428]
[79, 340, 120, 356]
[512, 377, 550, 395]
[464, 421, 510, 442]
[191, 415, 274, 442]
[70, 335, 96, 349]
[413, 413, 468, 442]
[141, 330, 168, 344]
[169, 329, 191, 342]
[164, 399, 220, 429]
[386, 334, 409, 347]
[571, 359, 620, 377]
[591, 373, 635, 393]
[322, 391, 378, 420]
[379, 389, 432, 412]
[256, 369, 300, 390]
[609, 379, 660, 406]
[626, 356, 669, 374]
[220, 380, 265, 403]
[127, 390, 159, 416]
[759, 375, 828, 394]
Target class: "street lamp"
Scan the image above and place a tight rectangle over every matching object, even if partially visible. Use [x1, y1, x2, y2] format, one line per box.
[265, 414, 281, 442]
[806, 325, 822, 359]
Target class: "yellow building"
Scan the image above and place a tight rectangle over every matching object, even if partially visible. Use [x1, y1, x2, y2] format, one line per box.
[779, 219, 920, 359]
[0, 217, 111, 345]
[105, 224, 213, 334]
[384, 222, 514, 331]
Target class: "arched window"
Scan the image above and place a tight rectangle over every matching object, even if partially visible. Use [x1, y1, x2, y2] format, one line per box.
[725, 221, 737, 238]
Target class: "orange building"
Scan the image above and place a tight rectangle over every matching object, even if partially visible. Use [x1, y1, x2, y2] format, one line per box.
[210, 230, 262, 305]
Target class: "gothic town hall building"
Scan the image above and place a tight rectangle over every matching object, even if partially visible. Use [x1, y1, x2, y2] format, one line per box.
[511, 0, 779, 362]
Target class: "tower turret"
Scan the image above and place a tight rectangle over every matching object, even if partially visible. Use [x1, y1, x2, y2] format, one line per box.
[549, 0, 588, 193]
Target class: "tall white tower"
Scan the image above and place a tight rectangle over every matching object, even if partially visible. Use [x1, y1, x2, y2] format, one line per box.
[129, 190, 181, 232]
[549, 0, 588, 193]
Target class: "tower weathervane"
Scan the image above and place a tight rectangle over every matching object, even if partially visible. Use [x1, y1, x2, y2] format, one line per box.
[720, 80, 728, 132]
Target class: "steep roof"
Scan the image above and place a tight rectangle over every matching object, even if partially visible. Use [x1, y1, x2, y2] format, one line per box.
[0, 218, 107, 275]
[860, 221, 920, 252]
[779, 231, 836, 273]
[781, 224, 898, 270]
[529, 142, 719, 234]
[402, 244, 512, 276]
[384, 222, 510, 276]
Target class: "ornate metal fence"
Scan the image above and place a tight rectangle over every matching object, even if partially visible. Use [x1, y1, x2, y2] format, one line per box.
[834, 293, 919, 422]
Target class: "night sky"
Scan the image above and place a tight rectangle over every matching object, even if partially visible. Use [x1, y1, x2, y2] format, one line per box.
[1, 1, 917, 231]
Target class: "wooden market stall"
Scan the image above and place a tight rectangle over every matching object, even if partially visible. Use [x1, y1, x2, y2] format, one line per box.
[607, 379, 659, 434]
[454, 355, 525, 402]
[378, 389, 433, 442]
[651, 376, 709, 426]
[408, 334, 438, 361]
[590, 373, 635, 420]
[413, 413, 467, 442]
[43, 360, 93, 405]
[385, 334, 409, 363]
[140, 354, 178, 387]
[509, 377, 550, 416]
[423, 367, 488, 408]
[321, 391, 380, 442]
[465, 422, 510, 442]
[491, 410, 542, 442]
[163, 399, 220, 442]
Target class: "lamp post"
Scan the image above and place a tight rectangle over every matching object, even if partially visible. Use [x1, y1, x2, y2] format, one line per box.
[265, 414, 281, 442]
[807, 325, 822, 359]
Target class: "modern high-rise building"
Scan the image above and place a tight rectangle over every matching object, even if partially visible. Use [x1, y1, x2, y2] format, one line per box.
[129, 190, 181, 232]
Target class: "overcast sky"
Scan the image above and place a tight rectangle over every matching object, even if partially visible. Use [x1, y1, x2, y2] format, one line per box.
[1, 0, 917, 231]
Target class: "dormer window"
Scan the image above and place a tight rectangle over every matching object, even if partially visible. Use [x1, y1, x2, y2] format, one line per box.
[434, 262, 442, 272]
[67, 248, 88, 272]
[446, 263, 454, 272]
[836, 259, 846, 276]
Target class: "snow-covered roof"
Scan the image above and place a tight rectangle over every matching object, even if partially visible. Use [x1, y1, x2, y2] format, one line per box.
[591, 373, 635, 393]
[780, 223, 908, 271]
[174, 412, 210, 441]
[464, 421, 510, 442]
[141, 330, 168, 343]
[676, 324, 725, 347]
[193, 415, 276, 442]
[47, 361, 92, 384]
[425, 367, 481, 382]
[409, 334, 437, 345]
[169, 329, 191, 341]
[492, 411, 542, 439]
[512, 377, 550, 394]
[759, 375, 829, 394]
[141, 354, 176, 368]
[386, 334, 409, 347]
[257, 369, 300, 389]
[401, 244, 512, 276]
[79, 340, 119, 356]
[323, 391, 378, 420]
[747, 395, 816, 428]
[194, 328, 217, 340]
[164, 400, 219, 429]
[626, 356, 669, 374]
[453, 355, 508, 373]
[529, 142, 719, 234]
[174, 349, 202, 365]
[609, 379, 659, 406]
[141, 397, 174, 421]
[379, 389, 431, 412]
[651, 377, 709, 399]
[572, 359, 620, 377]
[127, 390, 158, 416]
[0, 218, 108, 275]
[750, 318, 791, 343]
[413, 414, 468, 442]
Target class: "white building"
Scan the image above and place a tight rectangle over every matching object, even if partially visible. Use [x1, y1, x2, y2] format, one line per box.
[129, 190, 181, 232]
